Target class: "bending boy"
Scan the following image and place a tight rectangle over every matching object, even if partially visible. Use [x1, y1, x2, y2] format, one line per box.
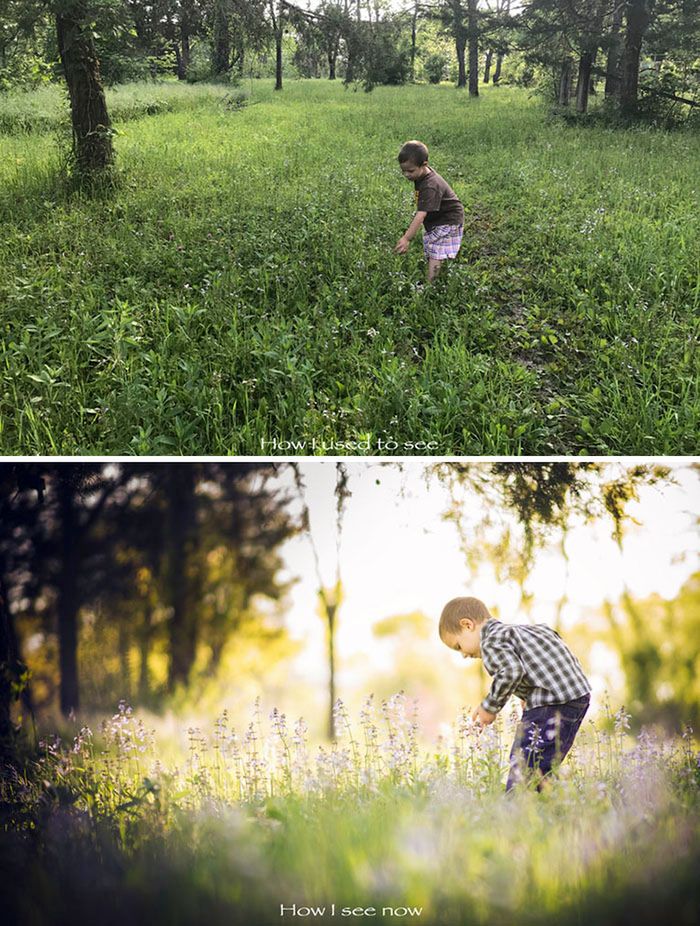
[394, 140, 465, 283]
[439, 597, 591, 791]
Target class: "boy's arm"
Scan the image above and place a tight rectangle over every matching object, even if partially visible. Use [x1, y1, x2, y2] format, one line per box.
[394, 211, 428, 253]
[479, 640, 525, 716]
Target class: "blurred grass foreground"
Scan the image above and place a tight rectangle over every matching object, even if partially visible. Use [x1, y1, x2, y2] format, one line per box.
[1, 695, 699, 926]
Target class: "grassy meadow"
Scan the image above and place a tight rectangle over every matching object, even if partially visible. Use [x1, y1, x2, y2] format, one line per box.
[0, 80, 698, 455]
[1, 696, 699, 926]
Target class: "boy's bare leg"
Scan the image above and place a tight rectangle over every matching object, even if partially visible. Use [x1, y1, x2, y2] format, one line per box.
[427, 258, 442, 283]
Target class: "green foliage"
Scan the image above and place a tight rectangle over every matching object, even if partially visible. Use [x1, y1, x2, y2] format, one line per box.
[345, 20, 412, 91]
[605, 572, 700, 727]
[423, 51, 449, 84]
[0, 80, 698, 454]
[0, 2, 56, 91]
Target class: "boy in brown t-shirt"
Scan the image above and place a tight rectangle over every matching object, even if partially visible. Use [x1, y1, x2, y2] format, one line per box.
[394, 140, 464, 283]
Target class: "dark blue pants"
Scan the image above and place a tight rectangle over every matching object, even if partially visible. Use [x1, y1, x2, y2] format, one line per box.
[506, 695, 590, 792]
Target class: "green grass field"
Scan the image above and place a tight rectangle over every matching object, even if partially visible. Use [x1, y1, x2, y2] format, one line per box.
[1, 80, 698, 454]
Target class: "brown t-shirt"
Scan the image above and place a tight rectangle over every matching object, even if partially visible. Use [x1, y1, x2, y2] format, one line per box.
[414, 168, 464, 232]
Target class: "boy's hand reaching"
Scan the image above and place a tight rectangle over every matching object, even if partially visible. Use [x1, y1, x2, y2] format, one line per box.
[394, 212, 426, 254]
[472, 705, 497, 727]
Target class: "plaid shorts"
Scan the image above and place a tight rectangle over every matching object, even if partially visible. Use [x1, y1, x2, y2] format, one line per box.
[423, 223, 463, 260]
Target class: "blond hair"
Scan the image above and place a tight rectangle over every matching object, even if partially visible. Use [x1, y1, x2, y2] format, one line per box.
[439, 597, 492, 637]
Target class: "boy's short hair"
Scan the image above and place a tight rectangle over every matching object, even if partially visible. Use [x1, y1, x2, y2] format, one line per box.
[439, 597, 492, 637]
[398, 140, 429, 166]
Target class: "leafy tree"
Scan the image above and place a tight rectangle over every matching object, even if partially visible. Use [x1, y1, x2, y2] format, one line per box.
[0, 0, 54, 88]
[288, 0, 347, 79]
[518, 0, 612, 111]
[602, 570, 700, 728]
[431, 0, 486, 93]
[435, 462, 674, 608]
[423, 48, 449, 81]
[342, 10, 412, 89]
[4, 463, 298, 716]
[481, 0, 512, 84]
[438, 0, 469, 87]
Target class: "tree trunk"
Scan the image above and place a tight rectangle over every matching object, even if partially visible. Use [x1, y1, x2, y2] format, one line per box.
[328, 50, 336, 80]
[181, 29, 191, 80]
[174, 43, 183, 80]
[166, 465, 198, 692]
[213, 1, 230, 75]
[0, 574, 15, 761]
[576, 50, 594, 113]
[57, 479, 80, 716]
[55, 2, 113, 174]
[346, 48, 354, 84]
[558, 57, 573, 106]
[483, 49, 492, 83]
[467, 0, 479, 97]
[410, 3, 418, 81]
[118, 622, 132, 699]
[275, 30, 283, 90]
[605, 2, 624, 98]
[456, 37, 466, 88]
[138, 604, 151, 701]
[493, 52, 503, 84]
[327, 604, 336, 740]
[620, 0, 650, 111]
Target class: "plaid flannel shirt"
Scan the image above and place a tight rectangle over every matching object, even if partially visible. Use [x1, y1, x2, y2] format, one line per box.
[479, 620, 591, 715]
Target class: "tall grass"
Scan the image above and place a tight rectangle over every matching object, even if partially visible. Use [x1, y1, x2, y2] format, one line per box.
[1, 696, 699, 925]
[0, 81, 238, 134]
[0, 80, 698, 454]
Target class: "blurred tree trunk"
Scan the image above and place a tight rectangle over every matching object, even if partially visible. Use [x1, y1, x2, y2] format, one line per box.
[174, 42, 184, 79]
[467, 0, 479, 96]
[483, 49, 492, 83]
[165, 465, 199, 691]
[558, 57, 573, 105]
[275, 31, 283, 90]
[0, 573, 15, 762]
[55, 0, 113, 173]
[456, 35, 466, 87]
[605, 2, 624, 98]
[213, 0, 230, 75]
[181, 30, 191, 78]
[410, 1, 418, 80]
[492, 51, 503, 83]
[327, 598, 337, 740]
[138, 602, 152, 700]
[0, 468, 43, 761]
[269, 0, 283, 90]
[118, 622, 132, 699]
[620, 0, 651, 111]
[56, 476, 80, 716]
[576, 50, 594, 113]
